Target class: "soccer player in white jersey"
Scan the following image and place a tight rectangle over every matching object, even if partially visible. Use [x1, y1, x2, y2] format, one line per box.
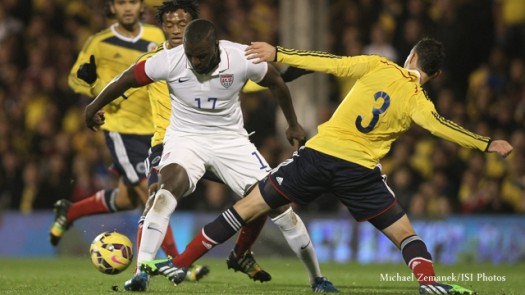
[85, 19, 338, 293]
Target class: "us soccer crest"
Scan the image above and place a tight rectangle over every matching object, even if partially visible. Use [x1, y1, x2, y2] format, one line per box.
[220, 74, 234, 88]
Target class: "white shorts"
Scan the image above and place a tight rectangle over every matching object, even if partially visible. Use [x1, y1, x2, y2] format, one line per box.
[159, 133, 272, 197]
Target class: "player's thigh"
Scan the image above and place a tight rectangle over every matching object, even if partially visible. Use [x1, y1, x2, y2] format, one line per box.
[332, 164, 397, 222]
[260, 147, 331, 208]
[210, 135, 272, 197]
[103, 131, 151, 185]
[160, 135, 206, 197]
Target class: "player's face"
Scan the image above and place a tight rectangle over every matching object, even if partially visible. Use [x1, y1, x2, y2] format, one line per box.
[184, 40, 220, 75]
[162, 9, 193, 49]
[110, 0, 143, 27]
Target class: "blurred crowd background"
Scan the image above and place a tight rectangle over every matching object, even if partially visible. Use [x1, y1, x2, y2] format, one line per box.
[0, 0, 523, 217]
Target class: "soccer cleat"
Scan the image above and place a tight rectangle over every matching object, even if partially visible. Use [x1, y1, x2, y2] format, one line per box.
[185, 264, 210, 281]
[226, 250, 271, 282]
[123, 271, 149, 291]
[49, 199, 72, 246]
[419, 283, 475, 294]
[140, 257, 187, 285]
[311, 277, 339, 293]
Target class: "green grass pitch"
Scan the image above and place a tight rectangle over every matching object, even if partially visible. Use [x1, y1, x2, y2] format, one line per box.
[1, 257, 524, 294]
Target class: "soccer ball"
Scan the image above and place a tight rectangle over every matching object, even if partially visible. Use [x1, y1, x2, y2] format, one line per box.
[89, 231, 133, 275]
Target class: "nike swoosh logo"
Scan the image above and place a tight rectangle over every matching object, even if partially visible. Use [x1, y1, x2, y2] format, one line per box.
[178, 78, 190, 83]
[300, 240, 311, 250]
[147, 225, 163, 234]
[111, 255, 126, 265]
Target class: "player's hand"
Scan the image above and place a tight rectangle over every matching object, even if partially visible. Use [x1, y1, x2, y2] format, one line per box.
[285, 124, 307, 150]
[487, 140, 513, 158]
[85, 106, 105, 132]
[281, 66, 313, 82]
[246, 42, 276, 64]
[77, 55, 97, 84]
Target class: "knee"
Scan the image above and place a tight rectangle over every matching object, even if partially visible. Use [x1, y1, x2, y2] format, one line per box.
[151, 189, 177, 215]
[268, 204, 292, 219]
[158, 164, 188, 200]
[270, 206, 300, 230]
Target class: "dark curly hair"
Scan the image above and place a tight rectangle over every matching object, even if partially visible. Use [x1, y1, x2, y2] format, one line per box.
[413, 38, 445, 76]
[156, 0, 199, 24]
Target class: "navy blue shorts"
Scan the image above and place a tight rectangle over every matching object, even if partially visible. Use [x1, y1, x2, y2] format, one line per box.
[104, 131, 151, 185]
[261, 147, 397, 222]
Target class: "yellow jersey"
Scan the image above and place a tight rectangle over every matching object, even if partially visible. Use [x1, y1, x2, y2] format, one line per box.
[242, 80, 267, 93]
[136, 43, 171, 146]
[276, 47, 491, 169]
[69, 23, 165, 134]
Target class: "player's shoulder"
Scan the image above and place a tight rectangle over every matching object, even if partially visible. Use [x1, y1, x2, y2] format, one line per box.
[87, 27, 113, 43]
[374, 56, 412, 75]
[219, 40, 251, 63]
[81, 27, 113, 51]
[219, 40, 248, 53]
[166, 43, 185, 58]
[368, 55, 391, 66]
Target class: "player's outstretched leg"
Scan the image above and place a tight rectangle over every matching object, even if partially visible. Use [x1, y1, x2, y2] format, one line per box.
[140, 257, 187, 285]
[377, 209, 475, 295]
[226, 250, 271, 282]
[49, 199, 72, 246]
[123, 271, 149, 292]
[419, 283, 475, 295]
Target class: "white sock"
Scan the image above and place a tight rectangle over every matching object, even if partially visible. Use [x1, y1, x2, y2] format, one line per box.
[271, 207, 321, 283]
[136, 189, 177, 271]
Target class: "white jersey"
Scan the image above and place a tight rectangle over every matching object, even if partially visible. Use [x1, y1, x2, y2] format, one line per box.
[143, 40, 268, 136]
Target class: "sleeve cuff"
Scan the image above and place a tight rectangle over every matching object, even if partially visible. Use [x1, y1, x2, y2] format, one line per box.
[484, 139, 493, 152]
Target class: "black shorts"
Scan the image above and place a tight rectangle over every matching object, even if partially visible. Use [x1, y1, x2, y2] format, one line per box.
[104, 131, 151, 185]
[262, 147, 396, 222]
[145, 144, 163, 187]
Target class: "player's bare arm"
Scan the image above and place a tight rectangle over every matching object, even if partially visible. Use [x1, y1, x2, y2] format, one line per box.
[85, 65, 141, 131]
[246, 42, 276, 64]
[487, 140, 513, 158]
[257, 63, 306, 148]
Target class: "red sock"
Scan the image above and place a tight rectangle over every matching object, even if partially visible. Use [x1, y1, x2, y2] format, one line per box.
[409, 258, 436, 284]
[66, 190, 111, 222]
[234, 215, 267, 257]
[172, 230, 217, 268]
[161, 223, 179, 258]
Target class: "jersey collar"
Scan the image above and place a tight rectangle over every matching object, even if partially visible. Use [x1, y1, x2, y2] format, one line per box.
[407, 69, 422, 84]
[110, 23, 143, 43]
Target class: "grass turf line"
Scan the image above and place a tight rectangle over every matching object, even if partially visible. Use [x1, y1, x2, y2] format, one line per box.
[0, 257, 524, 294]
